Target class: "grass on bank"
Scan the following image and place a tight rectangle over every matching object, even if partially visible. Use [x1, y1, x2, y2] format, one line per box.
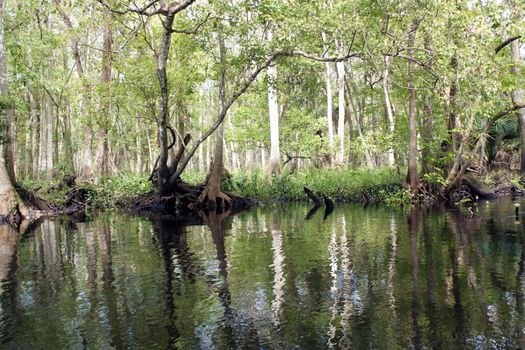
[19, 175, 152, 211]
[19, 167, 406, 211]
[222, 168, 405, 203]
[183, 167, 406, 203]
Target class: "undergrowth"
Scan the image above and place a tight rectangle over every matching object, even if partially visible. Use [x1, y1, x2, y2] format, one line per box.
[19, 168, 407, 211]
[223, 168, 406, 204]
[19, 175, 152, 211]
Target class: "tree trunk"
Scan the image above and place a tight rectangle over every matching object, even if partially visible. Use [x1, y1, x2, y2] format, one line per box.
[95, 18, 112, 179]
[321, 32, 334, 158]
[45, 88, 53, 180]
[0, 0, 15, 182]
[63, 97, 73, 172]
[198, 33, 231, 208]
[24, 99, 31, 178]
[325, 63, 334, 155]
[0, 0, 13, 182]
[135, 117, 143, 174]
[421, 33, 434, 176]
[383, 55, 395, 167]
[0, 0, 28, 218]
[510, 39, 525, 178]
[267, 29, 281, 176]
[155, 14, 175, 198]
[335, 59, 345, 164]
[38, 87, 47, 177]
[407, 19, 420, 194]
[30, 91, 39, 178]
[53, 104, 59, 170]
[4, 101, 14, 181]
[421, 95, 433, 176]
[198, 105, 205, 172]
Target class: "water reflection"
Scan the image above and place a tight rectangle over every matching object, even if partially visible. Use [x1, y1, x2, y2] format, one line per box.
[2, 199, 525, 348]
[270, 213, 285, 348]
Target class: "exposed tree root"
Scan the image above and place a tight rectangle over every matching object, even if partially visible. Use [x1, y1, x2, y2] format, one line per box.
[197, 187, 232, 211]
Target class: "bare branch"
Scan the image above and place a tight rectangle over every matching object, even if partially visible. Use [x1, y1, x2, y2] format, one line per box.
[169, 49, 360, 183]
[170, 13, 210, 34]
[495, 36, 522, 54]
[97, 0, 162, 16]
[166, 0, 197, 16]
[384, 52, 438, 78]
[285, 50, 360, 62]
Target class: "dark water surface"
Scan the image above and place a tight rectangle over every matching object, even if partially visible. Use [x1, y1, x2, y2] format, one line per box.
[1, 199, 525, 349]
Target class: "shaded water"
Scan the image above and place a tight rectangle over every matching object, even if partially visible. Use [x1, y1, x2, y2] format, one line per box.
[1, 199, 525, 349]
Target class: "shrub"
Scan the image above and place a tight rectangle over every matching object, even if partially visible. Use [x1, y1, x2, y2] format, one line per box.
[223, 167, 404, 203]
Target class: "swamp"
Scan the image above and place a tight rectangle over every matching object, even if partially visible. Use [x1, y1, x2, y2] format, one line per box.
[2, 200, 525, 349]
[0, 0, 525, 349]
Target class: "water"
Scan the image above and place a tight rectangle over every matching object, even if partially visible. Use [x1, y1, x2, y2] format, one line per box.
[1, 198, 525, 349]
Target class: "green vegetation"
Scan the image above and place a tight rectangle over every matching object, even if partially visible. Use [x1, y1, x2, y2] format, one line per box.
[20, 168, 406, 211]
[224, 168, 405, 203]
[20, 175, 152, 211]
[0, 0, 523, 216]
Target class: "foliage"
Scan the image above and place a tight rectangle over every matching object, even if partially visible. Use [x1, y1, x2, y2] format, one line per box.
[3, 0, 525, 203]
[223, 168, 404, 203]
[20, 175, 152, 211]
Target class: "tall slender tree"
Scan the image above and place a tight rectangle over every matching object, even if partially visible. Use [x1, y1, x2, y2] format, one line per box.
[267, 27, 281, 176]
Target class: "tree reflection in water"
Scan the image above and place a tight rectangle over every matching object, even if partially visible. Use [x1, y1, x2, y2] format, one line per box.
[1, 200, 525, 348]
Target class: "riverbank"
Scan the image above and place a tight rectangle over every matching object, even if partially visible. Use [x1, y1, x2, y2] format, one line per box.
[19, 168, 406, 212]
[220, 168, 406, 204]
[20, 167, 523, 213]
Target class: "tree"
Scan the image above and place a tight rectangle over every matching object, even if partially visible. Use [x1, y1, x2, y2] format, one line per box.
[406, 18, 420, 194]
[267, 27, 281, 176]
[0, 0, 28, 219]
[198, 30, 230, 208]
[94, 13, 113, 178]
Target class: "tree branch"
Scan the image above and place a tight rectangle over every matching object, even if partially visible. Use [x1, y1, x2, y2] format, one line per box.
[96, 0, 196, 17]
[97, 0, 162, 16]
[473, 104, 525, 154]
[166, 0, 198, 16]
[286, 50, 360, 62]
[384, 52, 438, 78]
[495, 36, 522, 54]
[170, 13, 210, 34]
[168, 49, 360, 184]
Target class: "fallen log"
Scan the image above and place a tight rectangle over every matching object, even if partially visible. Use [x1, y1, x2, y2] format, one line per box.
[463, 175, 497, 199]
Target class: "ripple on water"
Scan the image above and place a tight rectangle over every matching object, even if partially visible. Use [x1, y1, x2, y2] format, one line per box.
[1, 203, 525, 348]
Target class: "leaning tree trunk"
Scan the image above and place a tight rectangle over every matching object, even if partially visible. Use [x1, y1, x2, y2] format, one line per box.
[0, 0, 29, 219]
[407, 19, 420, 194]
